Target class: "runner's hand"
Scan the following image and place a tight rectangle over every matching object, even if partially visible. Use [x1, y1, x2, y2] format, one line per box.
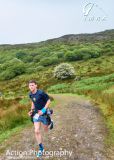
[38, 110, 43, 116]
[28, 110, 33, 116]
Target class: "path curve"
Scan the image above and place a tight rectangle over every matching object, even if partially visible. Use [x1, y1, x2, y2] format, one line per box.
[0, 94, 112, 160]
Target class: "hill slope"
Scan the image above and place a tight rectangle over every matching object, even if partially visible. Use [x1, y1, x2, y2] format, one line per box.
[1, 94, 112, 160]
[0, 29, 114, 82]
[0, 29, 114, 149]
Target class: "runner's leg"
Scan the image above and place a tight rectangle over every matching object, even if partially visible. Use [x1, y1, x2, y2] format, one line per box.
[34, 122, 42, 144]
[42, 124, 48, 132]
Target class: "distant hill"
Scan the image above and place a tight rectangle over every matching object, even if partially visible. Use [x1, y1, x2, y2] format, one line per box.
[46, 29, 114, 43]
[0, 29, 114, 48]
[0, 29, 114, 82]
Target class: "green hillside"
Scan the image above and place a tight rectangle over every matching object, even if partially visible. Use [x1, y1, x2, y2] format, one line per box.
[0, 30, 114, 91]
[0, 29, 114, 145]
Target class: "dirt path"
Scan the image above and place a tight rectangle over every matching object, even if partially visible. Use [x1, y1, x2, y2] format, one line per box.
[0, 94, 113, 160]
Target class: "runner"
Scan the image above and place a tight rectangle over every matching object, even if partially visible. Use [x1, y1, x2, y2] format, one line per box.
[28, 80, 53, 158]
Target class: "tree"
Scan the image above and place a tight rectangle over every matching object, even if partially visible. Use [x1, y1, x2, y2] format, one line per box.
[53, 63, 75, 80]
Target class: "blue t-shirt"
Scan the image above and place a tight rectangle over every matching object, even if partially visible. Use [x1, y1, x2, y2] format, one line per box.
[29, 89, 50, 111]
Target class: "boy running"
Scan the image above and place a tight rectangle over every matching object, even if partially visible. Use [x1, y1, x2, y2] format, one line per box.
[28, 80, 53, 158]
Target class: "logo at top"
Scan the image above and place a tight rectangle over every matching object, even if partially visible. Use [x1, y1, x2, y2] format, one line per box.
[83, 2, 107, 22]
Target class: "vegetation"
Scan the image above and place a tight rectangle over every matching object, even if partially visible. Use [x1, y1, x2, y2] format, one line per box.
[0, 29, 114, 144]
[53, 63, 75, 79]
[0, 30, 114, 80]
[0, 97, 29, 132]
[47, 73, 114, 144]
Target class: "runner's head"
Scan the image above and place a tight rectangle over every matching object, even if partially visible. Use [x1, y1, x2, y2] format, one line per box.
[28, 80, 37, 93]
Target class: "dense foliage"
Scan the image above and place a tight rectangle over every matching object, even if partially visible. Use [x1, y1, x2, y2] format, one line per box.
[0, 29, 114, 80]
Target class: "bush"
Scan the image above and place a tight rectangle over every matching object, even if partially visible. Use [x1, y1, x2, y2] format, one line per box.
[40, 57, 59, 66]
[26, 66, 44, 74]
[65, 48, 101, 61]
[1, 70, 16, 80]
[23, 56, 33, 63]
[16, 52, 27, 59]
[90, 51, 100, 58]
[33, 55, 41, 63]
[82, 53, 91, 60]
[26, 68, 35, 74]
[0, 63, 26, 80]
[36, 66, 44, 71]
[11, 63, 26, 76]
[16, 52, 33, 63]
[56, 52, 64, 58]
[53, 63, 75, 80]
[0, 58, 22, 71]
[65, 51, 81, 61]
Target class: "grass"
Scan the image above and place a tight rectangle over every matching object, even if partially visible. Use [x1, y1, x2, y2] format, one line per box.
[47, 73, 114, 144]
[0, 67, 114, 146]
[0, 96, 31, 140]
[0, 95, 56, 145]
[0, 121, 31, 144]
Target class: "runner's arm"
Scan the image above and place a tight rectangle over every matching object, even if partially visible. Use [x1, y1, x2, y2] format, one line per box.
[38, 99, 51, 115]
[31, 101, 35, 111]
[28, 102, 35, 116]
[44, 99, 51, 109]
[41, 91, 50, 109]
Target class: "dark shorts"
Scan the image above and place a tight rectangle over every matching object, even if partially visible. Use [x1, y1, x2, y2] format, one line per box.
[33, 115, 48, 125]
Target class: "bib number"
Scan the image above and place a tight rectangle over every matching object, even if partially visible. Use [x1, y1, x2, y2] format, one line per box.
[33, 113, 39, 120]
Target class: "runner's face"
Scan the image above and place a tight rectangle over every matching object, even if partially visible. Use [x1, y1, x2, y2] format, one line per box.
[29, 83, 37, 92]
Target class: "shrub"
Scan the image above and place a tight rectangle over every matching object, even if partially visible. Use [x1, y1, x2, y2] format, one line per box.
[65, 51, 80, 61]
[36, 66, 44, 71]
[26, 66, 44, 74]
[11, 63, 26, 76]
[0, 63, 26, 80]
[79, 48, 100, 58]
[53, 63, 75, 79]
[1, 70, 16, 80]
[23, 56, 33, 63]
[16, 52, 27, 59]
[16, 52, 33, 63]
[33, 55, 41, 63]
[65, 48, 101, 61]
[56, 52, 64, 58]
[90, 50, 100, 58]
[40, 57, 59, 66]
[26, 68, 35, 74]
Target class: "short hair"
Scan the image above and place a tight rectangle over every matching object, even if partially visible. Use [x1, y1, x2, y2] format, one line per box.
[28, 80, 37, 85]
